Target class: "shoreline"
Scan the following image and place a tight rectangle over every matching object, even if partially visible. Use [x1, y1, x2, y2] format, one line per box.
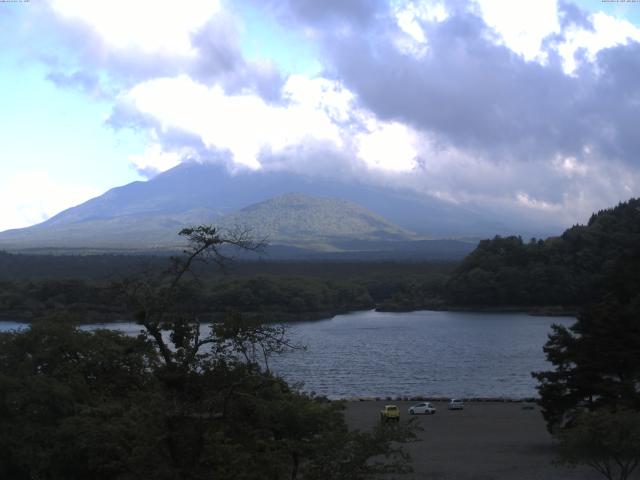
[342, 396, 538, 403]
[376, 304, 578, 317]
[0, 304, 578, 326]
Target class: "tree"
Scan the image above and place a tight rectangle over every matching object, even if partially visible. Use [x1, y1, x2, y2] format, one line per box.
[119, 225, 268, 372]
[533, 249, 640, 480]
[0, 321, 165, 480]
[0, 225, 417, 479]
[555, 409, 640, 480]
[533, 251, 640, 431]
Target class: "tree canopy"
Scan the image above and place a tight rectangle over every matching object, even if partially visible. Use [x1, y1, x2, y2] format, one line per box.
[533, 245, 640, 480]
[0, 226, 416, 479]
[533, 248, 640, 430]
[446, 198, 640, 307]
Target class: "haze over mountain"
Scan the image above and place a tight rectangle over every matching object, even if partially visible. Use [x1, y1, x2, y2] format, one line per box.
[0, 162, 555, 256]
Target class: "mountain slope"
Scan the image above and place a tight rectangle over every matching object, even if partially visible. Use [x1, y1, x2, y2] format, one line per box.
[218, 193, 416, 251]
[0, 161, 547, 253]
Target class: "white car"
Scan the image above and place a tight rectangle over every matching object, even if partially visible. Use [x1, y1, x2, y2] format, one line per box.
[448, 399, 464, 410]
[408, 402, 436, 415]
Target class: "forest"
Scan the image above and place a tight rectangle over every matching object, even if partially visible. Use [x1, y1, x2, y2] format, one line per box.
[0, 227, 417, 479]
[2, 199, 639, 321]
[2, 200, 640, 479]
[445, 198, 640, 308]
[0, 255, 454, 322]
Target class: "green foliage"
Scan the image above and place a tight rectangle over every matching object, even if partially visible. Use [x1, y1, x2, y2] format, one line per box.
[533, 249, 640, 431]
[207, 276, 373, 316]
[303, 421, 417, 480]
[531, 222, 640, 480]
[447, 198, 640, 306]
[0, 321, 164, 480]
[555, 409, 640, 480]
[0, 226, 416, 479]
[0, 261, 455, 322]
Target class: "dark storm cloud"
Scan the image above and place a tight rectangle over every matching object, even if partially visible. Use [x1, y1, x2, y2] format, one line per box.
[587, 42, 640, 164]
[257, 0, 387, 27]
[241, 0, 640, 228]
[189, 14, 285, 100]
[270, 0, 639, 168]
[326, 12, 578, 161]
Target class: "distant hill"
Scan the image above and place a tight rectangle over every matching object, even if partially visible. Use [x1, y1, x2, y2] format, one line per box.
[0, 186, 477, 259]
[20, 162, 508, 236]
[444, 198, 640, 306]
[218, 193, 416, 250]
[0, 161, 548, 256]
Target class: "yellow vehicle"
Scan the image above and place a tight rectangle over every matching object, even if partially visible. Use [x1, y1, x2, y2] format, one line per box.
[380, 404, 400, 422]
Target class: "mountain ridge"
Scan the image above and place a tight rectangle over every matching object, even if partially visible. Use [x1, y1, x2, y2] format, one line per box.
[0, 161, 554, 255]
[218, 192, 418, 250]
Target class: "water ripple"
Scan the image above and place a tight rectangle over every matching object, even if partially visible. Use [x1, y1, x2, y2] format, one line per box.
[270, 310, 574, 399]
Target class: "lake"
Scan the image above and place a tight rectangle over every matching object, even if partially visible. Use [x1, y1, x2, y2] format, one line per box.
[0, 310, 574, 399]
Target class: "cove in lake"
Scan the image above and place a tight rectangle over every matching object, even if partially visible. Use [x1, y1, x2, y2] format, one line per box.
[0, 310, 574, 400]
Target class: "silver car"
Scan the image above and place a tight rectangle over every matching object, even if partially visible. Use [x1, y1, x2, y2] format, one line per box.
[408, 402, 436, 415]
[448, 399, 464, 410]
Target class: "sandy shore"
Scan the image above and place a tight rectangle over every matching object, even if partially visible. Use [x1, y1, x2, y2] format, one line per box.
[345, 400, 601, 480]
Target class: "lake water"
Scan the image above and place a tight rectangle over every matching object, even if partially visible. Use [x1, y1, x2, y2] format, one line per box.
[0, 310, 574, 399]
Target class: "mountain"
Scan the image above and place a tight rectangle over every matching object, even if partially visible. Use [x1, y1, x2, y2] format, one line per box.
[218, 193, 416, 250]
[0, 161, 544, 255]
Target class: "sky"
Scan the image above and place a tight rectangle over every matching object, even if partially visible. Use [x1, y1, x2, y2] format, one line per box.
[1, 0, 640, 232]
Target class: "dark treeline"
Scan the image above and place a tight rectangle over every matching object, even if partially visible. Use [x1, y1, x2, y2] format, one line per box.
[0, 251, 454, 281]
[1, 197, 639, 319]
[0, 264, 454, 322]
[445, 198, 640, 308]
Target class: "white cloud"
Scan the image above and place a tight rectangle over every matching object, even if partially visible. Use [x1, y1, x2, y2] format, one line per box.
[50, 0, 220, 56]
[128, 143, 187, 176]
[553, 155, 588, 177]
[121, 75, 347, 170]
[516, 192, 561, 211]
[475, 0, 561, 62]
[393, 1, 449, 57]
[283, 75, 354, 123]
[557, 12, 640, 74]
[0, 172, 100, 231]
[119, 71, 428, 175]
[356, 121, 419, 172]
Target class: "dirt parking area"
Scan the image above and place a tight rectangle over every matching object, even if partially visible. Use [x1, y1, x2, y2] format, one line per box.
[345, 400, 602, 480]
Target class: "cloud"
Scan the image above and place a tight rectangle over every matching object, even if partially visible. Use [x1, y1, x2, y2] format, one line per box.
[112, 70, 433, 179]
[475, 0, 561, 62]
[116, 75, 348, 170]
[128, 144, 187, 179]
[356, 121, 419, 172]
[275, 0, 640, 171]
[315, 11, 581, 163]
[46, 70, 106, 98]
[40, 0, 284, 102]
[23, 0, 640, 231]
[557, 11, 640, 74]
[269, 0, 386, 27]
[51, 0, 221, 55]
